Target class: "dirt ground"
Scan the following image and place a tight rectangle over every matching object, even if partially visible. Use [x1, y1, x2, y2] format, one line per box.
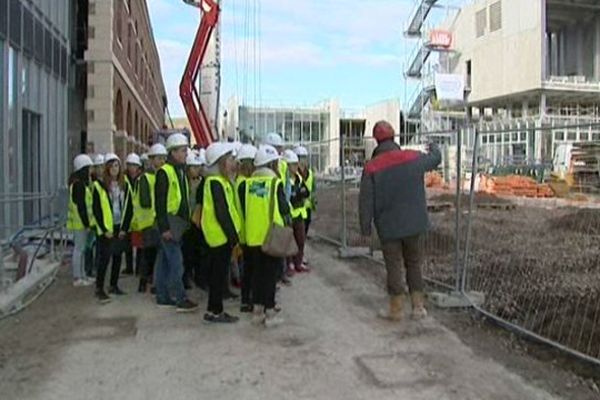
[1, 243, 597, 399]
[314, 185, 600, 380]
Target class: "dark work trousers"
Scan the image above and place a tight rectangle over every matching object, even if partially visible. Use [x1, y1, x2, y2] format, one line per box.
[141, 246, 158, 285]
[304, 208, 312, 235]
[125, 244, 133, 273]
[95, 234, 112, 292]
[84, 233, 96, 277]
[240, 246, 253, 305]
[182, 225, 203, 287]
[291, 217, 306, 269]
[207, 244, 233, 314]
[248, 247, 279, 310]
[381, 234, 425, 296]
[110, 224, 127, 288]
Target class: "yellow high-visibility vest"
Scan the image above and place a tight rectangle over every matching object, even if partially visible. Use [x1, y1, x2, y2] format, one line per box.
[304, 168, 315, 210]
[201, 175, 242, 248]
[66, 182, 92, 231]
[133, 173, 157, 231]
[244, 176, 284, 247]
[92, 181, 114, 236]
[159, 163, 188, 216]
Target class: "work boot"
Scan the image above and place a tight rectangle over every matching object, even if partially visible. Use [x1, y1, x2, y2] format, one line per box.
[95, 290, 111, 304]
[378, 295, 404, 321]
[138, 279, 147, 293]
[264, 309, 284, 328]
[252, 306, 265, 326]
[411, 292, 428, 320]
[108, 286, 126, 296]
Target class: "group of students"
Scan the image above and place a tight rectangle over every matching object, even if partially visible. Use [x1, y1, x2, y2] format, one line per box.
[67, 132, 315, 326]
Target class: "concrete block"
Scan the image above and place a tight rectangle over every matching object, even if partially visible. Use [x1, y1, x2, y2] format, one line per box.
[338, 246, 371, 259]
[429, 291, 485, 308]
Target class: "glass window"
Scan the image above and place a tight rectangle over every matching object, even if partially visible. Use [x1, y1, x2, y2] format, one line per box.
[512, 132, 518, 142]
[579, 132, 589, 141]
[593, 133, 600, 141]
[520, 132, 526, 141]
[8, 46, 20, 225]
[555, 131, 564, 141]
[503, 133, 509, 142]
[482, 135, 488, 144]
[567, 131, 576, 141]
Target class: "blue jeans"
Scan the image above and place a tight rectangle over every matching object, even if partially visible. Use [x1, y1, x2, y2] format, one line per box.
[71, 229, 88, 280]
[156, 238, 187, 305]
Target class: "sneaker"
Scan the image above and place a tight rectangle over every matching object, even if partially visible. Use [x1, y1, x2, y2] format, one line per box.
[204, 312, 239, 324]
[240, 304, 254, 313]
[95, 290, 111, 304]
[85, 276, 96, 284]
[176, 299, 199, 313]
[273, 304, 282, 313]
[80, 279, 94, 286]
[73, 279, 85, 287]
[108, 286, 126, 296]
[157, 300, 177, 308]
[286, 264, 296, 277]
[296, 264, 311, 273]
[251, 308, 265, 326]
[264, 309, 284, 328]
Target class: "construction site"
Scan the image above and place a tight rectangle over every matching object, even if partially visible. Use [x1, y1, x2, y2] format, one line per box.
[2, 0, 600, 399]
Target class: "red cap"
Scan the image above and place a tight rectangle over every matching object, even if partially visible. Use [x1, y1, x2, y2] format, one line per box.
[373, 121, 395, 142]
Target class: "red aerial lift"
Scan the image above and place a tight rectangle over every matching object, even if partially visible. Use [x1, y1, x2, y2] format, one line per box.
[180, 0, 220, 147]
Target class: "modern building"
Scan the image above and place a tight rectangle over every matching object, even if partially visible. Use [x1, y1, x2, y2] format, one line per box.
[0, 0, 71, 230]
[225, 98, 404, 172]
[424, 0, 600, 165]
[80, 0, 167, 160]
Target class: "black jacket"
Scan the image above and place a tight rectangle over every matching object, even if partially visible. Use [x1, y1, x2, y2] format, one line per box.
[359, 140, 441, 241]
[70, 169, 91, 228]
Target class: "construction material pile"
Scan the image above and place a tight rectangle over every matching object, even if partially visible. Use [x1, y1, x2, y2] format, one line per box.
[571, 142, 600, 193]
[425, 171, 445, 189]
[479, 175, 555, 198]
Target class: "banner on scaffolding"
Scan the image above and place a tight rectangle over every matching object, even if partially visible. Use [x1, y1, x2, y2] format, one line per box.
[434, 73, 465, 103]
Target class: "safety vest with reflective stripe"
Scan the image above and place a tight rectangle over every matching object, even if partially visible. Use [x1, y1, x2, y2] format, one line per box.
[133, 173, 157, 231]
[290, 173, 308, 219]
[67, 182, 92, 231]
[159, 163, 188, 216]
[244, 176, 284, 247]
[304, 168, 315, 210]
[279, 159, 291, 201]
[201, 176, 242, 248]
[234, 175, 249, 245]
[93, 181, 114, 236]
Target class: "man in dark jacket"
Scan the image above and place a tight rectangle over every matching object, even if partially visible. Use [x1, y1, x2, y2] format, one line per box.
[359, 120, 441, 321]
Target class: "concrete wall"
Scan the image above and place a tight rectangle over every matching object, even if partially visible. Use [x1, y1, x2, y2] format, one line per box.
[443, 0, 543, 104]
[361, 99, 401, 141]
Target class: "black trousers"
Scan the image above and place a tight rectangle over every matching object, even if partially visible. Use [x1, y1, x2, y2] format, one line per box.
[84, 237, 96, 277]
[207, 244, 233, 314]
[247, 246, 279, 310]
[240, 246, 253, 305]
[141, 246, 158, 284]
[305, 208, 312, 235]
[182, 225, 205, 287]
[95, 234, 122, 291]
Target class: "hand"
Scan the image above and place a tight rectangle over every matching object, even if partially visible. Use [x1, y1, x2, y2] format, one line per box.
[162, 230, 173, 241]
[118, 231, 126, 239]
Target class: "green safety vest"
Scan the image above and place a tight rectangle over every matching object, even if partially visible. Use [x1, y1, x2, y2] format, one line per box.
[244, 176, 284, 247]
[304, 168, 315, 210]
[159, 163, 188, 216]
[234, 175, 248, 245]
[201, 175, 242, 248]
[133, 173, 157, 231]
[290, 174, 308, 219]
[92, 181, 114, 236]
[66, 182, 92, 231]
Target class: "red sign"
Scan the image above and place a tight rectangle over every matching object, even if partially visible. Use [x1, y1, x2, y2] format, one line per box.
[429, 30, 453, 49]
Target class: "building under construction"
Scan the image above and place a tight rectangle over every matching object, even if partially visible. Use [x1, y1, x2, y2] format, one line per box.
[406, 0, 600, 167]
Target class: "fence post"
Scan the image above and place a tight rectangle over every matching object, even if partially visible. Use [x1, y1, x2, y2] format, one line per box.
[454, 128, 463, 292]
[340, 134, 348, 249]
[462, 127, 479, 292]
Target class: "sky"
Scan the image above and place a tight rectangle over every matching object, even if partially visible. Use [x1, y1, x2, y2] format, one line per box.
[147, 0, 466, 118]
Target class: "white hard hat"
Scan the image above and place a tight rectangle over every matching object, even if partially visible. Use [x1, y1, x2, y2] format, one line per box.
[73, 154, 93, 172]
[283, 149, 299, 164]
[148, 143, 168, 157]
[94, 154, 105, 166]
[206, 142, 234, 166]
[264, 132, 284, 147]
[140, 153, 149, 162]
[105, 153, 120, 164]
[294, 145, 308, 157]
[126, 153, 142, 166]
[166, 133, 189, 150]
[198, 148, 207, 165]
[186, 151, 204, 166]
[236, 144, 257, 161]
[254, 145, 280, 167]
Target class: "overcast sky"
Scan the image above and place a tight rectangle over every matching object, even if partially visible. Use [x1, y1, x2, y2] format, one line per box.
[148, 0, 466, 118]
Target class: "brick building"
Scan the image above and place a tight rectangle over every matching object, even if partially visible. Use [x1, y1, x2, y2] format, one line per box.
[82, 0, 167, 158]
